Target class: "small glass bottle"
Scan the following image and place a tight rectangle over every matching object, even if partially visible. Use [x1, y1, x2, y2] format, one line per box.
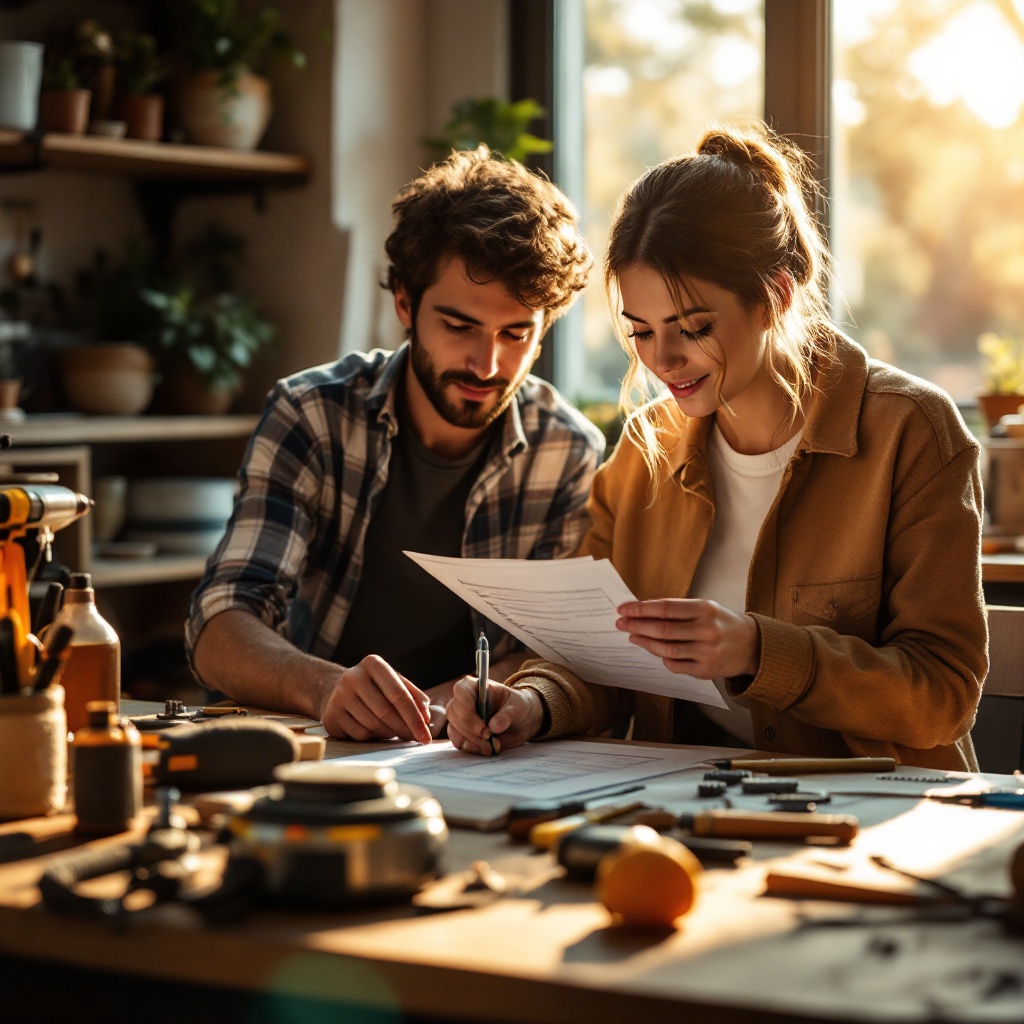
[49, 572, 120, 737]
[72, 699, 141, 836]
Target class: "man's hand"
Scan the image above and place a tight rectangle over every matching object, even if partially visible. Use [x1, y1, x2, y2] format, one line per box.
[616, 599, 761, 679]
[446, 676, 545, 755]
[320, 655, 433, 744]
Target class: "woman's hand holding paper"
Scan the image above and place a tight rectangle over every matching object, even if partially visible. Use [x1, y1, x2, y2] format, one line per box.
[616, 599, 761, 681]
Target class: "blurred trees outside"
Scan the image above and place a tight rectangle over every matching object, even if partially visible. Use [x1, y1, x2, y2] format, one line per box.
[574, 0, 1024, 406]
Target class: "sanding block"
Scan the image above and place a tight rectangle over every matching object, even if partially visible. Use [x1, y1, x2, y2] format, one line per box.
[141, 717, 301, 790]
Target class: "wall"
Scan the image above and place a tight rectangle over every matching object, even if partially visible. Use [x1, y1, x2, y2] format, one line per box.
[0, 0, 510, 411]
[334, 0, 509, 358]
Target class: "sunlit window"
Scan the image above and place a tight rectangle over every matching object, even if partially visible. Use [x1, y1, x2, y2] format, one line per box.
[558, 0, 1024, 412]
[831, 0, 1024, 402]
[561, 0, 764, 406]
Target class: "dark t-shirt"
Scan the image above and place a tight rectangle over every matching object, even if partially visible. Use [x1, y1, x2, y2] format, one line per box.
[334, 400, 494, 688]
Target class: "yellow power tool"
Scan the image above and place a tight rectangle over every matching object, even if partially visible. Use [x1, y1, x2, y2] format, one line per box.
[0, 483, 91, 692]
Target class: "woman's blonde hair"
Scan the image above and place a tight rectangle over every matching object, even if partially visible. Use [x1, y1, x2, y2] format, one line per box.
[606, 121, 835, 480]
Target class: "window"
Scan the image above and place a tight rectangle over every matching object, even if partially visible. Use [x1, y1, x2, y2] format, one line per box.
[831, 0, 1024, 401]
[556, 0, 764, 405]
[552, 0, 1024, 408]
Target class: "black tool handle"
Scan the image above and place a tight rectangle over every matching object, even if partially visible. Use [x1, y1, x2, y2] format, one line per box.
[33, 581, 63, 636]
[32, 624, 74, 691]
[38, 843, 140, 917]
[0, 616, 19, 694]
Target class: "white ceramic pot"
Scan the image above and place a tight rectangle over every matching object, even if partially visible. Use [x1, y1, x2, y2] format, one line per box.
[0, 41, 43, 131]
[59, 343, 155, 416]
[177, 71, 271, 150]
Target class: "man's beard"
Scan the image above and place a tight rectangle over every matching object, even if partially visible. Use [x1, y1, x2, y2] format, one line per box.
[409, 328, 529, 430]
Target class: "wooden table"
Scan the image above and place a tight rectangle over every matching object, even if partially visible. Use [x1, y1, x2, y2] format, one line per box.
[2, 724, 1024, 1023]
[983, 551, 1024, 585]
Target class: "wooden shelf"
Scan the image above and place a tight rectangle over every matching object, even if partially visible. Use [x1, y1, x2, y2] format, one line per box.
[0, 129, 310, 184]
[3, 414, 259, 446]
[90, 553, 210, 588]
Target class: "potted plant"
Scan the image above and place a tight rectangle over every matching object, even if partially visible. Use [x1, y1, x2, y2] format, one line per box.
[423, 96, 553, 164]
[141, 223, 276, 413]
[142, 288, 274, 413]
[38, 49, 91, 135]
[173, 0, 305, 150]
[60, 242, 159, 416]
[978, 331, 1024, 433]
[114, 31, 168, 142]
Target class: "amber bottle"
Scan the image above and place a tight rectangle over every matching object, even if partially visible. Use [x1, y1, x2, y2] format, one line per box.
[49, 572, 120, 737]
[72, 700, 141, 836]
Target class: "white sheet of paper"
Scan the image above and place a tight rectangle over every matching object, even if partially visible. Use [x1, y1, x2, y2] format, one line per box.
[405, 551, 727, 707]
[331, 738, 713, 802]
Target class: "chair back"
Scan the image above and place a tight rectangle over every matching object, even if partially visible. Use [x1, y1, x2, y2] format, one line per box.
[984, 605, 1024, 698]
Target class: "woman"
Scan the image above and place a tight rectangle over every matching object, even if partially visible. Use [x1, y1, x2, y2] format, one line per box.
[447, 121, 987, 770]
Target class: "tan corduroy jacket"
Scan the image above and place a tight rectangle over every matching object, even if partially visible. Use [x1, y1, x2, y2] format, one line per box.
[508, 335, 987, 771]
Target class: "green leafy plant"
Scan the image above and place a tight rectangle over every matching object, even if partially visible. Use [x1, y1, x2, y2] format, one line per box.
[41, 56, 82, 91]
[42, 20, 113, 91]
[141, 288, 274, 391]
[177, 0, 306, 90]
[424, 97, 553, 164]
[978, 331, 1024, 395]
[114, 31, 167, 96]
[140, 223, 275, 391]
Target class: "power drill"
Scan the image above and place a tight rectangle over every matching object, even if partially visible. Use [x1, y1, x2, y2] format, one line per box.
[0, 482, 91, 691]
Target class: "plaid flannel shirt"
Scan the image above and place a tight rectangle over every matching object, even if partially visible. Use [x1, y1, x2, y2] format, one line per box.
[185, 344, 605, 674]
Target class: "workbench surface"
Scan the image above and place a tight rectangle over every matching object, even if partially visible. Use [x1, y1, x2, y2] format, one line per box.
[1, 709, 1023, 1024]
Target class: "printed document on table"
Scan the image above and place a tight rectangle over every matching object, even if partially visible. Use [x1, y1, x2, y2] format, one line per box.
[405, 551, 726, 707]
[333, 739, 713, 803]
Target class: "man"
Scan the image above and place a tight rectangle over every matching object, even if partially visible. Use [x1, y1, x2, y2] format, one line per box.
[185, 146, 604, 743]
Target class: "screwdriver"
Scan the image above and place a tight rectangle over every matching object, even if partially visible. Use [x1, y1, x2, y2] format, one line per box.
[677, 808, 859, 844]
[528, 801, 647, 849]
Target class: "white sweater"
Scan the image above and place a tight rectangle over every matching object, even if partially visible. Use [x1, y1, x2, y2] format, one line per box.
[688, 423, 802, 745]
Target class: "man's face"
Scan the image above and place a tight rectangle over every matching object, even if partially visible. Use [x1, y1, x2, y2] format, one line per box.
[396, 257, 545, 434]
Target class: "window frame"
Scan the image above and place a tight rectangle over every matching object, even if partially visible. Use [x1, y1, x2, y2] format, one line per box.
[510, 0, 833, 390]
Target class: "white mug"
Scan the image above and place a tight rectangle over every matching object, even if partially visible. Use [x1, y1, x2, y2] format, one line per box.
[0, 41, 44, 131]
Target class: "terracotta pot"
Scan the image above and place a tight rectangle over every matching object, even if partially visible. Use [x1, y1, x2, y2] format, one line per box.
[177, 71, 271, 150]
[38, 89, 92, 134]
[978, 393, 1024, 433]
[117, 93, 165, 142]
[59, 343, 154, 416]
[159, 364, 236, 415]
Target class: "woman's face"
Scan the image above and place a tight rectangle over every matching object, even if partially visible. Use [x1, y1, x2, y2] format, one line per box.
[618, 265, 770, 420]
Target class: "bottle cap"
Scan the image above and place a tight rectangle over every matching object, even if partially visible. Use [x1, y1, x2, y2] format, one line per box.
[85, 699, 116, 728]
[68, 572, 93, 589]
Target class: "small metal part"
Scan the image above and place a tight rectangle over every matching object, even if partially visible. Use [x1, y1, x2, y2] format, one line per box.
[698, 780, 729, 798]
[741, 777, 800, 795]
[702, 769, 752, 785]
[768, 797, 823, 812]
[769, 790, 830, 811]
[879, 774, 954, 784]
[156, 699, 190, 721]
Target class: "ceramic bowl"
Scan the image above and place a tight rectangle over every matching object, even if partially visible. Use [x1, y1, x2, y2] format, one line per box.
[59, 343, 154, 416]
[126, 477, 237, 528]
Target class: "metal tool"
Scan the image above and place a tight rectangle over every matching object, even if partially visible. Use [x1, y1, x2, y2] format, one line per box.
[711, 757, 897, 775]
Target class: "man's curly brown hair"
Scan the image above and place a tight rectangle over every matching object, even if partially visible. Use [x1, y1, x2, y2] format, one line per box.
[383, 146, 592, 330]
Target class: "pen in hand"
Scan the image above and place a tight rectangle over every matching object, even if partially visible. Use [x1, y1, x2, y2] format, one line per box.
[476, 632, 497, 755]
